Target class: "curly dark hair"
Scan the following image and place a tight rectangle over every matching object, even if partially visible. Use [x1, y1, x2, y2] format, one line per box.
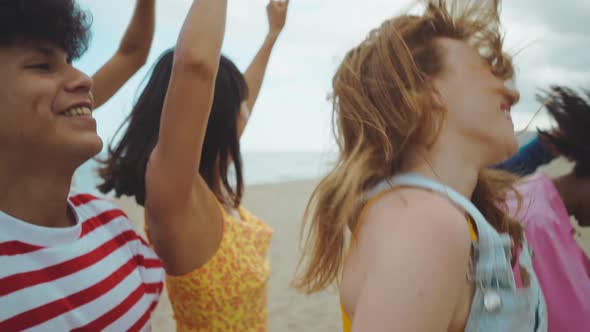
[0, 0, 92, 60]
[538, 86, 590, 177]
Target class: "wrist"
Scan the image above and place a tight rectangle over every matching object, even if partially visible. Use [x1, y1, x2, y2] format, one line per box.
[266, 31, 281, 41]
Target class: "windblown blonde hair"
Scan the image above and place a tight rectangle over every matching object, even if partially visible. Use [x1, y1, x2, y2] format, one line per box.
[294, 0, 524, 294]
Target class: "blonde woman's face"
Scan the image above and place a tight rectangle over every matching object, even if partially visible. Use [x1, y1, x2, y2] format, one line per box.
[433, 38, 520, 165]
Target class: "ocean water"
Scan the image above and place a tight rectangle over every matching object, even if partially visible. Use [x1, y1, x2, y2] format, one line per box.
[73, 151, 338, 195]
[74, 132, 537, 195]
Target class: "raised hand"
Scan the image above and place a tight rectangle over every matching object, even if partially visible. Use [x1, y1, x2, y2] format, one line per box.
[267, 0, 289, 37]
[145, 0, 228, 274]
[92, 0, 156, 109]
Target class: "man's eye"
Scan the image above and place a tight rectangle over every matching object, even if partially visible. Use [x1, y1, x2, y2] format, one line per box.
[27, 63, 52, 71]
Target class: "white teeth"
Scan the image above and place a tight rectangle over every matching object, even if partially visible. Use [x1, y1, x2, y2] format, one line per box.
[62, 107, 92, 117]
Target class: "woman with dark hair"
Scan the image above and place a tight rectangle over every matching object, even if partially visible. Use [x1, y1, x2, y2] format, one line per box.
[99, 1, 289, 330]
[505, 86, 590, 332]
[537, 87, 590, 226]
[98, 53, 249, 208]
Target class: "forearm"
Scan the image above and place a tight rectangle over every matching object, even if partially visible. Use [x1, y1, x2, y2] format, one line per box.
[174, 0, 226, 70]
[92, 0, 156, 108]
[118, 0, 156, 62]
[154, 0, 227, 185]
[244, 33, 278, 111]
[494, 136, 556, 175]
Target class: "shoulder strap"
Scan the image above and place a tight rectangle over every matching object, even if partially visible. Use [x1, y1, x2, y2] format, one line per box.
[366, 173, 496, 246]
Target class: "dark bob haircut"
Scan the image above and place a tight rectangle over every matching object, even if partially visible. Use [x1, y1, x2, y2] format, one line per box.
[98, 49, 249, 208]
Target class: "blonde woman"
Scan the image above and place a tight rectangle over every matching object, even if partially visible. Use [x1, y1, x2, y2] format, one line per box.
[295, 1, 547, 331]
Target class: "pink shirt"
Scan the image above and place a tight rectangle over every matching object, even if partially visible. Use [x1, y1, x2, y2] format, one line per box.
[507, 172, 590, 332]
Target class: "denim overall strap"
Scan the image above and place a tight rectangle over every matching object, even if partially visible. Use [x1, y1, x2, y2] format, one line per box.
[366, 174, 545, 331]
[366, 173, 511, 286]
[367, 173, 494, 244]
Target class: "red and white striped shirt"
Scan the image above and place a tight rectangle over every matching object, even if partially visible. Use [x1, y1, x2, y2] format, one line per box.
[0, 193, 164, 331]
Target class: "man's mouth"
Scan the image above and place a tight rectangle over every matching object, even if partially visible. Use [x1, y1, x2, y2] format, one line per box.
[61, 106, 92, 117]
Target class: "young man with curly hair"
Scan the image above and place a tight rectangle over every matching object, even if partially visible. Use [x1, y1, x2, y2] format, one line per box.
[0, 1, 164, 330]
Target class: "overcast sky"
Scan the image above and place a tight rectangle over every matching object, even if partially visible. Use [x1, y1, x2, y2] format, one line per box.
[76, 0, 590, 152]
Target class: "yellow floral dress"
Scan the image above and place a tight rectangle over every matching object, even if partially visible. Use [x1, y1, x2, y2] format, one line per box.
[165, 203, 274, 331]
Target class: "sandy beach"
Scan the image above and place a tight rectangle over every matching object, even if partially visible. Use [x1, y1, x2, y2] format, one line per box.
[111, 158, 590, 332]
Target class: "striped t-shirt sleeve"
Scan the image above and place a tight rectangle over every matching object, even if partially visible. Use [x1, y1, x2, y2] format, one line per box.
[0, 193, 165, 331]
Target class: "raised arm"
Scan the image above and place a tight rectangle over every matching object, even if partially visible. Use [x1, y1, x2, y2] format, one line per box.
[493, 136, 557, 175]
[151, 0, 226, 192]
[92, 0, 156, 109]
[145, 0, 227, 273]
[239, 0, 289, 137]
